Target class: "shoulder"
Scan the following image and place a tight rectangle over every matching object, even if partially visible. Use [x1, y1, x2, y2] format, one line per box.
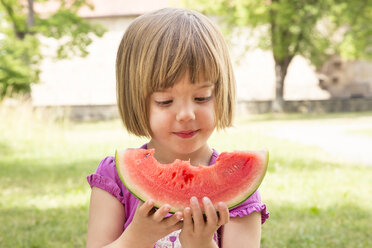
[96, 156, 117, 177]
[87, 156, 127, 204]
[87, 156, 119, 185]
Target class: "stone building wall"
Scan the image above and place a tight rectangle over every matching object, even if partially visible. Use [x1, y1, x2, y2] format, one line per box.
[237, 98, 372, 115]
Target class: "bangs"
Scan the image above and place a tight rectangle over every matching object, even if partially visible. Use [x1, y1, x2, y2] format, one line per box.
[149, 11, 222, 91]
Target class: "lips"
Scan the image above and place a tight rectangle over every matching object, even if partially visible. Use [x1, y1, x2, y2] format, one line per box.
[173, 130, 199, 139]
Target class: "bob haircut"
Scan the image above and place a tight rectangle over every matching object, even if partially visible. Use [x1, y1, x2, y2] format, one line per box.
[116, 8, 236, 137]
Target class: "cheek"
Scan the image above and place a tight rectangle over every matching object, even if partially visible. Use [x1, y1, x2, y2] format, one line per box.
[149, 106, 172, 132]
[148, 105, 160, 133]
[199, 103, 216, 127]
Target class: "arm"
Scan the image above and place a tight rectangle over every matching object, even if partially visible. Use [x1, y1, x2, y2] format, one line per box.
[220, 212, 262, 248]
[86, 187, 184, 248]
[86, 187, 126, 248]
[86, 187, 155, 248]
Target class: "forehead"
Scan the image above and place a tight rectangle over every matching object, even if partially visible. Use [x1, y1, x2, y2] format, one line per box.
[150, 65, 217, 91]
[154, 71, 215, 92]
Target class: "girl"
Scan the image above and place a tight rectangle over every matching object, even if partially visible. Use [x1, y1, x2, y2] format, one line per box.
[86, 8, 268, 248]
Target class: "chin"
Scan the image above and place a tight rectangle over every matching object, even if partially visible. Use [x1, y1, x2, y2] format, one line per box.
[172, 142, 203, 155]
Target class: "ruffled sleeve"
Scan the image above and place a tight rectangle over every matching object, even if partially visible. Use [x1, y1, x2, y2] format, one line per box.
[86, 156, 125, 203]
[229, 190, 269, 224]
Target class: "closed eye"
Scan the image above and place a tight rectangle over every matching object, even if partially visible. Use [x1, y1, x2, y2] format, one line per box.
[195, 96, 212, 103]
[155, 100, 173, 106]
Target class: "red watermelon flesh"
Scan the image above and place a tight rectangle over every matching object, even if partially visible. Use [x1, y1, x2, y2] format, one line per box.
[116, 148, 268, 213]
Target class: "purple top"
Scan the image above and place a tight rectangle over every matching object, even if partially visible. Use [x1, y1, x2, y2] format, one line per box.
[87, 145, 269, 247]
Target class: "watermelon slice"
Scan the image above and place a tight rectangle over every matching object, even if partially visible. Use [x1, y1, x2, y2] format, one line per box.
[116, 148, 268, 213]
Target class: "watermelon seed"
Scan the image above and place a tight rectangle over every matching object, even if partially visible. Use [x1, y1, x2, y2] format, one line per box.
[145, 153, 150, 158]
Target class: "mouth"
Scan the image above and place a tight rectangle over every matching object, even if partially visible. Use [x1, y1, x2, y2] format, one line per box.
[172, 130, 199, 139]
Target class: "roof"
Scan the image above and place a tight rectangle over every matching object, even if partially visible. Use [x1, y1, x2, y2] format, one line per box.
[34, 0, 179, 18]
[79, 0, 179, 18]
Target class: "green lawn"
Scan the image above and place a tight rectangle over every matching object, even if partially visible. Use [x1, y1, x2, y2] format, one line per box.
[0, 103, 371, 247]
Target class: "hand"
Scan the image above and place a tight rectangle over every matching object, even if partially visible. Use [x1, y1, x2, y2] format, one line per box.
[179, 196, 230, 248]
[124, 199, 183, 247]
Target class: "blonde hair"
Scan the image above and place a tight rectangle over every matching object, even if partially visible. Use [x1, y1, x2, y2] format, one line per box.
[116, 8, 235, 137]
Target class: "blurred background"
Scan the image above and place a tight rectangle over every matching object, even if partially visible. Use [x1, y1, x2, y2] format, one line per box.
[0, 0, 371, 247]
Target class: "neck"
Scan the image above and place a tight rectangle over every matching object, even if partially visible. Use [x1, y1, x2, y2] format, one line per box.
[147, 140, 213, 166]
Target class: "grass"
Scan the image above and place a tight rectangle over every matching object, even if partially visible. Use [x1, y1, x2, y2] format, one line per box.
[347, 128, 372, 137]
[0, 101, 371, 247]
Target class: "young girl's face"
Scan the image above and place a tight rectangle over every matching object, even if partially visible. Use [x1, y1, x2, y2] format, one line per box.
[148, 71, 216, 161]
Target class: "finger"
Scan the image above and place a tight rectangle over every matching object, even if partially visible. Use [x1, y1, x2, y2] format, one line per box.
[216, 202, 229, 226]
[152, 204, 171, 222]
[203, 197, 218, 226]
[190, 196, 204, 232]
[182, 207, 193, 232]
[138, 199, 154, 217]
[164, 211, 183, 226]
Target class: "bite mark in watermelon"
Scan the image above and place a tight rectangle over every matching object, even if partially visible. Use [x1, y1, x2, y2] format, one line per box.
[115, 148, 268, 213]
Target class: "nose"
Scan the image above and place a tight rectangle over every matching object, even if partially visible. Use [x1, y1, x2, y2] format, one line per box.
[176, 102, 195, 122]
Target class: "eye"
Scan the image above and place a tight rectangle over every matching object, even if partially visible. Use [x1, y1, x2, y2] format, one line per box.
[195, 96, 212, 103]
[155, 100, 173, 106]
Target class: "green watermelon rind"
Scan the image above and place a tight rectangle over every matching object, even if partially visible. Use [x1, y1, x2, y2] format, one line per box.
[115, 149, 269, 214]
[115, 150, 151, 208]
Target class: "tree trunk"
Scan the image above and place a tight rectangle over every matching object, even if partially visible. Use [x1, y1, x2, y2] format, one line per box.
[272, 57, 292, 112]
[27, 0, 34, 29]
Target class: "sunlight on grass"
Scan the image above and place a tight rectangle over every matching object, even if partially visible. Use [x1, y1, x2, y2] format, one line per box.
[1, 101, 371, 247]
[3, 190, 90, 210]
[347, 128, 372, 137]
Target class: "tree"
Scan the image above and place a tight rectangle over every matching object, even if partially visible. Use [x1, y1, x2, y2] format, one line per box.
[185, 0, 372, 111]
[0, 0, 106, 99]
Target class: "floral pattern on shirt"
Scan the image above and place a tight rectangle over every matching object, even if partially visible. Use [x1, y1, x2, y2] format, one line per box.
[154, 230, 182, 248]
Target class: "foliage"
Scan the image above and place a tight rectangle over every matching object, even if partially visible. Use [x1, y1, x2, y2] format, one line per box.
[185, 0, 372, 110]
[335, 1, 372, 60]
[187, 0, 372, 64]
[0, 33, 41, 99]
[0, 0, 106, 99]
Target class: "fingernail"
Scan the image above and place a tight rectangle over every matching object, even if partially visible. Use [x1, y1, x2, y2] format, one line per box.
[164, 204, 171, 211]
[191, 196, 198, 204]
[203, 196, 210, 203]
[184, 207, 191, 213]
[176, 212, 183, 220]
